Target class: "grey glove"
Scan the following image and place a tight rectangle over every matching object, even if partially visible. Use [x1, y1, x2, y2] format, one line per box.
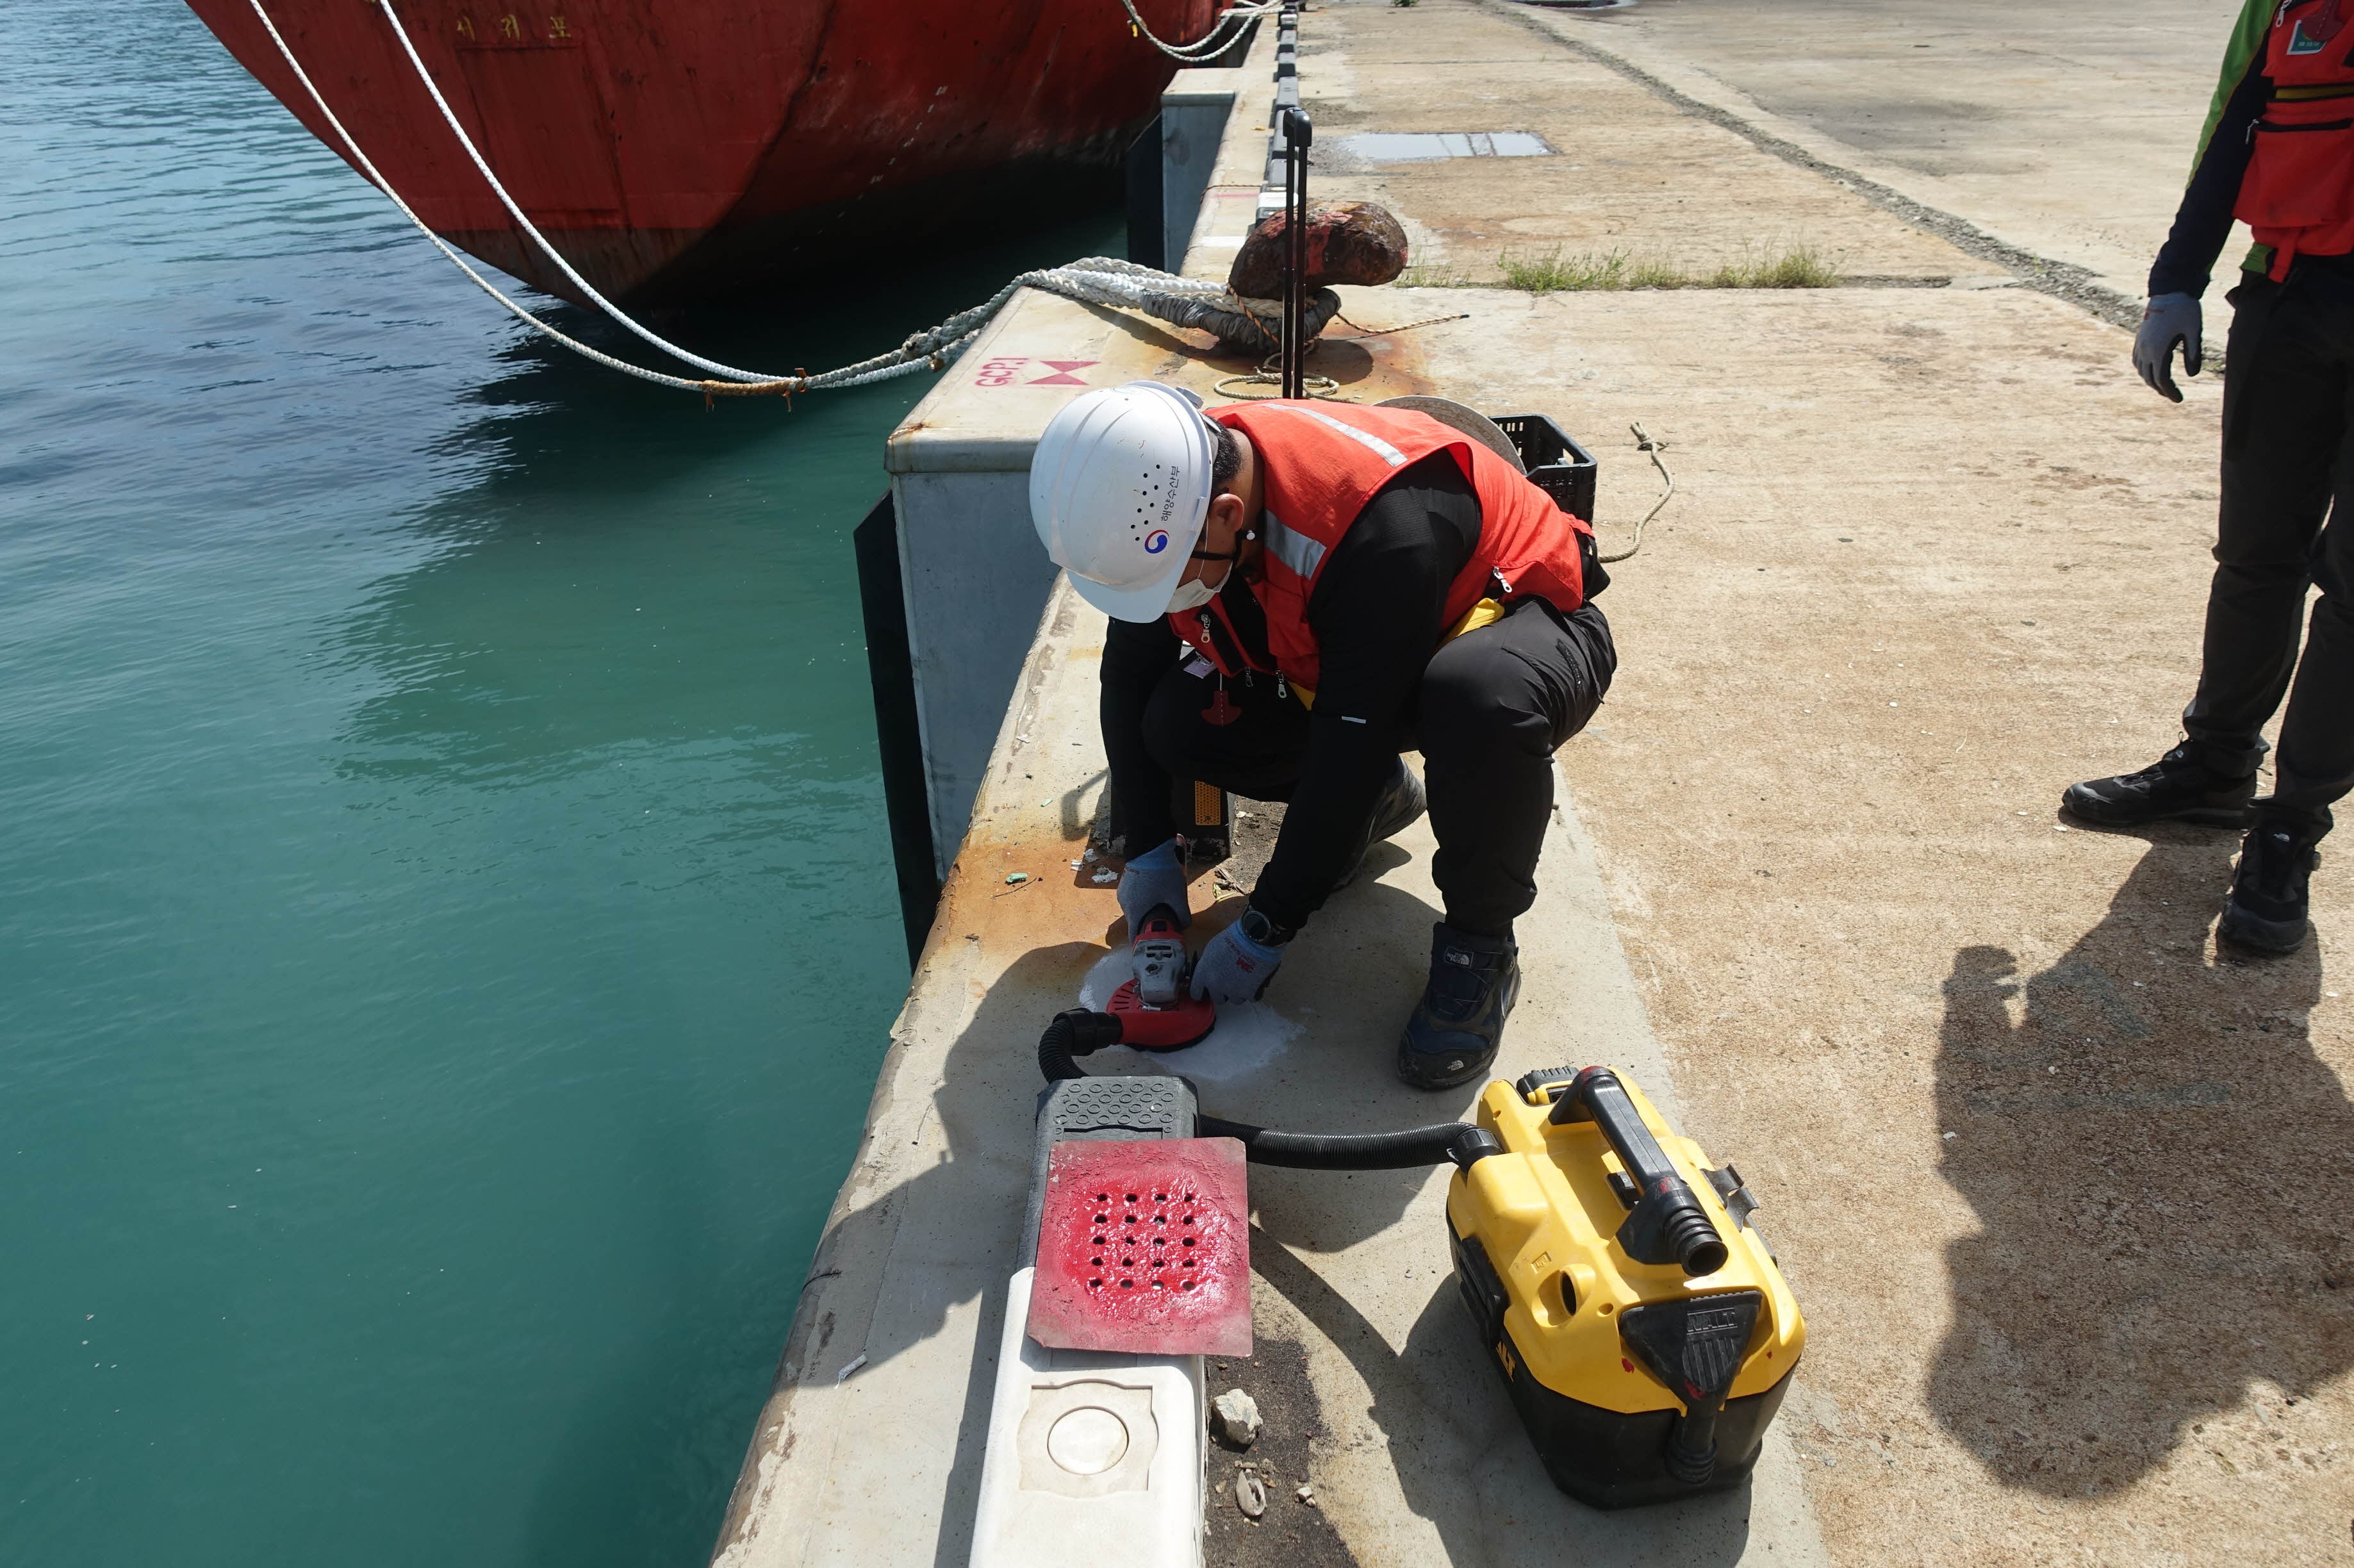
[1116, 837, 1190, 934]
[1190, 916, 1287, 1004]
[2133, 292, 2202, 403]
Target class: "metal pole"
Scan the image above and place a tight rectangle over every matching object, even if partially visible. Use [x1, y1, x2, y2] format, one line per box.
[1281, 105, 1312, 399]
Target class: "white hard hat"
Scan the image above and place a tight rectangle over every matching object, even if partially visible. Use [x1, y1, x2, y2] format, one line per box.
[1029, 381, 1216, 622]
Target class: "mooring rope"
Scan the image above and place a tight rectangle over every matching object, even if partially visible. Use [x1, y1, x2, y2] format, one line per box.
[1113, 0, 1279, 61]
[373, 0, 781, 384]
[247, 0, 1347, 400]
[245, 0, 794, 394]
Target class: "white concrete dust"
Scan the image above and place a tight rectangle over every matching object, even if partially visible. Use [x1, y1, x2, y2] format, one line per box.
[1076, 946, 1299, 1084]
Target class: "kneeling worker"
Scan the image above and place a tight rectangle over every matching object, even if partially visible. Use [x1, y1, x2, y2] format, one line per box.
[1030, 384, 1615, 1088]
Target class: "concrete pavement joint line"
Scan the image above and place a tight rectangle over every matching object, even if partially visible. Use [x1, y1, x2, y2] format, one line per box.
[1473, 0, 2143, 331]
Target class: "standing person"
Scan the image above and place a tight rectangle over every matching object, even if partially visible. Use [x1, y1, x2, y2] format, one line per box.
[2064, 0, 2354, 954]
[1030, 383, 1614, 1088]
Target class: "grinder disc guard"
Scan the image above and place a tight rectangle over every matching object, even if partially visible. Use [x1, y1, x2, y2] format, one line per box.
[1106, 980, 1217, 1049]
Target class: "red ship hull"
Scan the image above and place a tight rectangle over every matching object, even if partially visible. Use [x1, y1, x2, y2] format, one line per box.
[185, 0, 1216, 303]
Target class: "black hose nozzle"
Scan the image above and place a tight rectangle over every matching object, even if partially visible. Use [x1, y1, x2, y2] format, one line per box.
[1551, 1066, 1729, 1277]
[1038, 1009, 1124, 1082]
[1663, 1424, 1721, 1487]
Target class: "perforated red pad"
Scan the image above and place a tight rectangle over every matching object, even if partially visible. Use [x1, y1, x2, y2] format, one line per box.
[1026, 1137, 1251, 1357]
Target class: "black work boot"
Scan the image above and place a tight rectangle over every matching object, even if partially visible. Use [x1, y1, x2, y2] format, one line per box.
[1334, 756, 1428, 892]
[1396, 923, 1520, 1090]
[2061, 742, 2256, 828]
[2219, 810, 2324, 955]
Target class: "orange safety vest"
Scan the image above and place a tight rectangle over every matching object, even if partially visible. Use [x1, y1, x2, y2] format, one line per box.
[2238, 0, 2354, 279]
[1169, 401, 1593, 702]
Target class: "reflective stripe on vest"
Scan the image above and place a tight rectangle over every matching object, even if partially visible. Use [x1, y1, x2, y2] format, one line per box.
[1251, 401, 1413, 468]
[1260, 511, 1327, 581]
[1167, 400, 1592, 699]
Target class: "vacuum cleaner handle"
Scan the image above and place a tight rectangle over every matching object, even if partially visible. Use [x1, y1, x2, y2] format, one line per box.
[1551, 1067, 1728, 1278]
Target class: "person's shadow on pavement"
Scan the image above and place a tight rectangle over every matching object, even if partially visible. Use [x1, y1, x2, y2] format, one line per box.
[1927, 831, 2350, 1495]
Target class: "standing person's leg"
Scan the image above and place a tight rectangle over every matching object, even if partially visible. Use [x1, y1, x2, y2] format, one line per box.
[2064, 276, 2339, 825]
[2269, 518, 2354, 831]
[2221, 295, 2354, 953]
[1398, 598, 1615, 1089]
[2185, 277, 2345, 770]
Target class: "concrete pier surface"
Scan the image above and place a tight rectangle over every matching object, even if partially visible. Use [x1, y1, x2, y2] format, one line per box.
[717, 2, 2351, 1564]
[1506, 0, 2255, 313]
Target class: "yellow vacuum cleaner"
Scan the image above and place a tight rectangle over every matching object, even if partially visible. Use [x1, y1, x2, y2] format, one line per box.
[1449, 1065, 1803, 1506]
[1042, 969, 1804, 1509]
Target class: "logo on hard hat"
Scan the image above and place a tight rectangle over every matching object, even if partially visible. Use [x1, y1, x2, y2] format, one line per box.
[1144, 531, 1170, 554]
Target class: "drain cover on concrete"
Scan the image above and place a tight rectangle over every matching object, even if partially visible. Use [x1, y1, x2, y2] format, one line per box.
[1332, 130, 1554, 161]
[1028, 1137, 1251, 1357]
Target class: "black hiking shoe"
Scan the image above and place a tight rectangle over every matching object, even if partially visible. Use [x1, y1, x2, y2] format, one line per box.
[2219, 811, 2323, 955]
[1396, 923, 1520, 1090]
[2061, 743, 2256, 828]
[1334, 757, 1427, 892]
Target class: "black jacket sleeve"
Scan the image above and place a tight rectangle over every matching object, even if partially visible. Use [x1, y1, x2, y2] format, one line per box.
[1101, 613, 1182, 854]
[2150, 59, 2273, 297]
[1249, 451, 1481, 932]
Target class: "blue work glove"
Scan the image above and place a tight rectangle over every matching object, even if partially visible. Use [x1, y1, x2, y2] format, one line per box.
[1191, 916, 1287, 1004]
[2133, 292, 2202, 403]
[1117, 838, 1190, 933]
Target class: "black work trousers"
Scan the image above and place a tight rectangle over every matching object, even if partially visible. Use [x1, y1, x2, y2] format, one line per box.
[1140, 598, 1615, 936]
[2182, 268, 2354, 834]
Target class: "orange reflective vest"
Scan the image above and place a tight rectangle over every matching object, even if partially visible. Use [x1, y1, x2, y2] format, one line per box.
[2238, 0, 2354, 279]
[1169, 401, 1593, 699]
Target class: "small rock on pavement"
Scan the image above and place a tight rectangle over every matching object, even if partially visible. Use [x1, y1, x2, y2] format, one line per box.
[1235, 1469, 1267, 1519]
[1210, 1388, 1263, 1449]
[1296, 1483, 1317, 1507]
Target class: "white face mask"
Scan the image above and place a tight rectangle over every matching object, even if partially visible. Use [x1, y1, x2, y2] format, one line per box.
[1164, 574, 1216, 614]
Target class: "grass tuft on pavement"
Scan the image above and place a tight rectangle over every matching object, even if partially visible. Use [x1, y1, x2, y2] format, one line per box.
[1492, 245, 1838, 293]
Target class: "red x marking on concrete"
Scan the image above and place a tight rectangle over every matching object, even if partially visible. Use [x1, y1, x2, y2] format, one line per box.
[1026, 359, 1099, 386]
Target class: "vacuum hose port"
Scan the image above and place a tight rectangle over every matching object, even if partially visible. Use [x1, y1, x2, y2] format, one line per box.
[1037, 1009, 1124, 1081]
[1663, 1208, 1730, 1280]
[1552, 1066, 1729, 1277]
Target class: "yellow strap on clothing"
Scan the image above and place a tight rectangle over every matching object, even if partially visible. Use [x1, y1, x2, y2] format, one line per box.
[1448, 597, 1508, 640]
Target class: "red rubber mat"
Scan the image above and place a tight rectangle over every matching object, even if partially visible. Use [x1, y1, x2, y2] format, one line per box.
[1026, 1136, 1251, 1357]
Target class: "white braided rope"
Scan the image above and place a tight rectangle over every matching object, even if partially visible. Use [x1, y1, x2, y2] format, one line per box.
[250, 0, 1271, 397]
[246, 0, 762, 392]
[373, 0, 798, 384]
[1115, 0, 1278, 60]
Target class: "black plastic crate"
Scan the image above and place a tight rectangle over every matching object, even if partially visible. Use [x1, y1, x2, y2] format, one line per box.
[1492, 413, 1597, 524]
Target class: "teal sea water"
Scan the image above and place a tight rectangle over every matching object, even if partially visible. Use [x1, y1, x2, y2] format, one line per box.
[0, 4, 1113, 1561]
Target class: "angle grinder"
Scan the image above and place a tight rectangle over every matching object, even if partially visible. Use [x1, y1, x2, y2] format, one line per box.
[1101, 903, 1218, 1049]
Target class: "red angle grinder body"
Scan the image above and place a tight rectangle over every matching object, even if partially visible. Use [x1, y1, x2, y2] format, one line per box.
[1105, 904, 1217, 1049]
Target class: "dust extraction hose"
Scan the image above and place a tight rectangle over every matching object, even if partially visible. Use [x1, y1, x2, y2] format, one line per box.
[1039, 1009, 1502, 1171]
